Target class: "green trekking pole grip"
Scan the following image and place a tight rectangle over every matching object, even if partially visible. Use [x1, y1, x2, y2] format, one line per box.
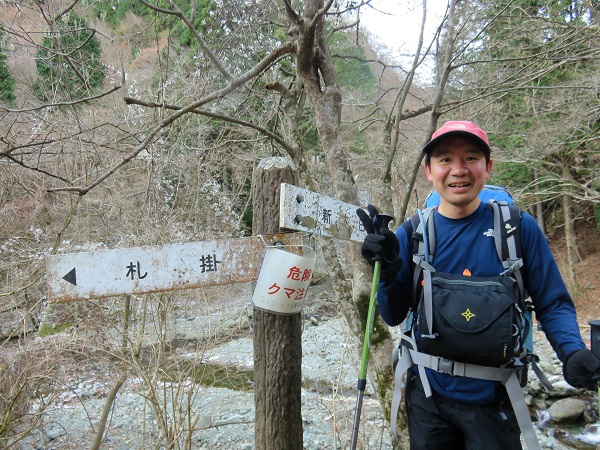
[359, 260, 381, 381]
[350, 259, 381, 450]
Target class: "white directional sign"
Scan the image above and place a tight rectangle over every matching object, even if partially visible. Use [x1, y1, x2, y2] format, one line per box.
[280, 183, 368, 243]
[47, 233, 300, 303]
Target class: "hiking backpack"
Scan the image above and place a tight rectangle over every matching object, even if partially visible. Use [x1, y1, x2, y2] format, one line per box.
[390, 186, 549, 450]
[417, 185, 533, 354]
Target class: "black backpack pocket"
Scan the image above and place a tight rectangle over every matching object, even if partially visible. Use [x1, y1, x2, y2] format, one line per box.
[417, 271, 524, 367]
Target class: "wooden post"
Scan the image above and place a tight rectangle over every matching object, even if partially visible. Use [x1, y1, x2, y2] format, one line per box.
[252, 157, 303, 450]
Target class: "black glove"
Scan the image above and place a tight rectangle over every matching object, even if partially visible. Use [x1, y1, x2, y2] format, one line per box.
[563, 349, 600, 390]
[356, 204, 402, 278]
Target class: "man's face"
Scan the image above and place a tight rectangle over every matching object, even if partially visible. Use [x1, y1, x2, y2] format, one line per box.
[424, 136, 492, 218]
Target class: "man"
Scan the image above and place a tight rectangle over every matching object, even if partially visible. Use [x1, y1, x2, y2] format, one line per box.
[359, 121, 600, 449]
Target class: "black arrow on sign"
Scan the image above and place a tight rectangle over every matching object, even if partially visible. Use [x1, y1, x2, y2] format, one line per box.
[62, 268, 77, 286]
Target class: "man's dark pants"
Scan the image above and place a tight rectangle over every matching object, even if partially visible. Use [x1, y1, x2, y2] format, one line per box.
[405, 371, 523, 450]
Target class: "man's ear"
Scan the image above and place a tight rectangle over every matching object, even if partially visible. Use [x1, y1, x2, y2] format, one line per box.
[485, 159, 493, 179]
[424, 162, 433, 182]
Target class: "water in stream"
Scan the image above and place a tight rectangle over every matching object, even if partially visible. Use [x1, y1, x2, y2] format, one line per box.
[536, 410, 600, 449]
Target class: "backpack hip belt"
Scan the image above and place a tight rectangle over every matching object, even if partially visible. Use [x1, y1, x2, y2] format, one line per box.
[391, 333, 541, 450]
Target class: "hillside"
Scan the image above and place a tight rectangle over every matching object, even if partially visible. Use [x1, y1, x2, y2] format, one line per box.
[551, 220, 599, 330]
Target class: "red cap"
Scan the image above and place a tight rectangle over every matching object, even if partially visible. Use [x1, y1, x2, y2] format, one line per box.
[422, 121, 490, 156]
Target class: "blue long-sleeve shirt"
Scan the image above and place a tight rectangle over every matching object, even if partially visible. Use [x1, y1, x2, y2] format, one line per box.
[378, 201, 585, 404]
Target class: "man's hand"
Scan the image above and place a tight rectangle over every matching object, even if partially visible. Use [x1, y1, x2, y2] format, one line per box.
[356, 205, 402, 278]
[563, 349, 600, 390]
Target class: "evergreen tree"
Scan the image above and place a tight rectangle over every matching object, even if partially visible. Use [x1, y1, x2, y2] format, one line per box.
[33, 13, 105, 102]
[0, 31, 15, 105]
[453, 0, 599, 207]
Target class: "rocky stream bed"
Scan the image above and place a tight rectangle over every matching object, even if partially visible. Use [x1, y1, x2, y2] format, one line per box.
[4, 283, 600, 450]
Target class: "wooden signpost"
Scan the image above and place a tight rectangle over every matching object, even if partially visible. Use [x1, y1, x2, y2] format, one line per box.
[279, 183, 366, 243]
[45, 157, 365, 450]
[46, 233, 300, 303]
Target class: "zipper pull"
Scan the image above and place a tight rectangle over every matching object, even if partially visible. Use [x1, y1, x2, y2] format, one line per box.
[420, 333, 439, 340]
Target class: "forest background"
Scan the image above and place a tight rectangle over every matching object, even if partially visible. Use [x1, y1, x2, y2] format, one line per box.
[0, 0, 598, 448]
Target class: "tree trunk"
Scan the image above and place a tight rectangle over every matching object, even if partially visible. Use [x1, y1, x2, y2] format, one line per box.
[533, 168, 546, 236]
[252, 157, 303, 450]
[562, 182, 581, 286]
[284, 3, 404, 447]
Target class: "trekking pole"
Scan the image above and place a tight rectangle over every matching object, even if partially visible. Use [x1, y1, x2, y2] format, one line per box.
[350, 212, 392, 450]
[350, 259, 381, 450]
[589, 320, 600, 415]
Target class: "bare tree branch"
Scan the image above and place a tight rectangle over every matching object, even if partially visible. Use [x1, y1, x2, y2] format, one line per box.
[0, 86, 121, 114]
[122, 96, 294, 153]
[48, 41, 296, 195]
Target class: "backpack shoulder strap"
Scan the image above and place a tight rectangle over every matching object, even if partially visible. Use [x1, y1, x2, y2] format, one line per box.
[489, 200, 525, 302]
[411, 208, 436, 264]
[404, 208, 436, 307]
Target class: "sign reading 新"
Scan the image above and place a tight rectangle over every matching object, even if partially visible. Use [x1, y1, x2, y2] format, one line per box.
[279, 183, 366, 243]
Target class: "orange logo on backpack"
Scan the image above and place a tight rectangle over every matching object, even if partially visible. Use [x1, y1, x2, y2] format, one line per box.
[463, 269, 472, 276]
